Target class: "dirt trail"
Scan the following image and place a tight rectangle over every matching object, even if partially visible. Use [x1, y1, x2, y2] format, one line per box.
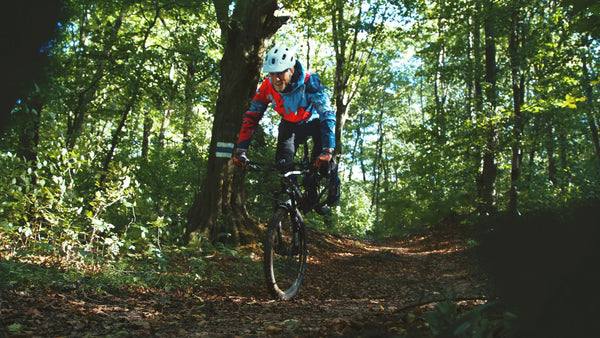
[1, 227, 488, 337]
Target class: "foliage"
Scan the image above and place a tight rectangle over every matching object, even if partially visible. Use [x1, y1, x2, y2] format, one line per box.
[1, 0, 221, 272]
[2, 0, 600, 253]
[425, 300, 517, 337]
[331, 181, 376, 237]
[0, 235, 255, 294]
[1, 149, 139, 257]
[306, 180, 376, 237]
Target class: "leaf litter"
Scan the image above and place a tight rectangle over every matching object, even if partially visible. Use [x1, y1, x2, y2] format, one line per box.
[1, 225, 490, 337]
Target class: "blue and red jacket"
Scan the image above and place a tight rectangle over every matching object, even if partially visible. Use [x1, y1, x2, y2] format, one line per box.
[237, 60, 336, 151]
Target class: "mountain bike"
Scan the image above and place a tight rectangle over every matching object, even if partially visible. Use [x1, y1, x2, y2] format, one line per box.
[247, 147, 339, 300]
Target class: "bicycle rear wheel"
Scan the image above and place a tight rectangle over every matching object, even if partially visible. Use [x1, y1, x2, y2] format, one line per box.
[263, 207, 307, 300]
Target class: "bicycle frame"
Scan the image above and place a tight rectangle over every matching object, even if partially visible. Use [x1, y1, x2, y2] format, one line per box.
[248, 161, 331, 215]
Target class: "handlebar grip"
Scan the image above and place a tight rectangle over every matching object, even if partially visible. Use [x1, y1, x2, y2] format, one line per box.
[246, 163, 262, 172]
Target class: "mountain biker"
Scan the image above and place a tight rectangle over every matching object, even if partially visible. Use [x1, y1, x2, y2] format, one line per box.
[233, 45, 339, 211]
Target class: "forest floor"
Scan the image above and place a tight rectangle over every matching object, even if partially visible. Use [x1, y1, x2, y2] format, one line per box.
[1, 225, 497, 337]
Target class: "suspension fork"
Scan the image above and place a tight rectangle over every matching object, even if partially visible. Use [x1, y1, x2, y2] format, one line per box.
[275, 200, 303, 255]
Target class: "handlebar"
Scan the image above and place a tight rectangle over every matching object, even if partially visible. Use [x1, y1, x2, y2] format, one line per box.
[246, 162, 279, 174]
[246, 160, 336, 215]
[247, 161, 312, 177]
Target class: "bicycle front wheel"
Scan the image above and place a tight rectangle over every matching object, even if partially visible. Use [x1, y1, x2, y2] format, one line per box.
[263, 207, 307, 300]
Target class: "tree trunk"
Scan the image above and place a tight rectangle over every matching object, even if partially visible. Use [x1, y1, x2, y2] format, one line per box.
[476, 0, 499, 216]
[331, 0, 348, 156]
[470, 2, 485, 211]
[546, 117, 558, 185]
[99, 95, 136, 185]
[581, 35, 600, 159]
[508, 4, 525, 217]
[330, 0, 383, 157]
[182, 62, 196, 146]
[186, 0, 287, 245]
[348, 114, 363, 181]
[157, 108, 171, 151]
[141, 110, 152, 159]
[371, 109, 384, 209]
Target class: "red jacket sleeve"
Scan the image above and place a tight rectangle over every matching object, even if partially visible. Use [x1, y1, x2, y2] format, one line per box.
[237, 79, 271, 151]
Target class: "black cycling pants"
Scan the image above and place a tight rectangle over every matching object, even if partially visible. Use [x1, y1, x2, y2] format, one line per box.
[275, 119, 322, 173]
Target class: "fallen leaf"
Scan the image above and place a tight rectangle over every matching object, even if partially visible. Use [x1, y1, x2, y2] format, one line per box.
[265, 325, 283, 334]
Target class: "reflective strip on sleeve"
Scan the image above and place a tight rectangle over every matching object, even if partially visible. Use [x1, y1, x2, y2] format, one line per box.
[215, 142, 234, 158]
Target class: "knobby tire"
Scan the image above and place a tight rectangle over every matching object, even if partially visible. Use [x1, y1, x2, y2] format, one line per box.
[263, 207, 307, 300]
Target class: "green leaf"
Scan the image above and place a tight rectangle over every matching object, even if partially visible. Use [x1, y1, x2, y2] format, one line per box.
[8, 323, 24, 332]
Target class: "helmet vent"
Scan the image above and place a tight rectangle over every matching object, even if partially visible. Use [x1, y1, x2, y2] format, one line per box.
[262, 45, 296, 73]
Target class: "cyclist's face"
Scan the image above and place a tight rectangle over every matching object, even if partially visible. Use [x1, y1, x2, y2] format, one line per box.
[269, 68, 294, 92]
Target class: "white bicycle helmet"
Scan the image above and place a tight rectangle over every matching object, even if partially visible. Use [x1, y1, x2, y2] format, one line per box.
[262, 45, 296, 73]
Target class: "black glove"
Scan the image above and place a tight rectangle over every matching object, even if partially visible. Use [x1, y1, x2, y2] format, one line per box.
[233, 150, 249, 168]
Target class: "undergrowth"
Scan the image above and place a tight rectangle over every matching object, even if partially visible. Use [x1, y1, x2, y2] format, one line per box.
[0, 237, 262, 295]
